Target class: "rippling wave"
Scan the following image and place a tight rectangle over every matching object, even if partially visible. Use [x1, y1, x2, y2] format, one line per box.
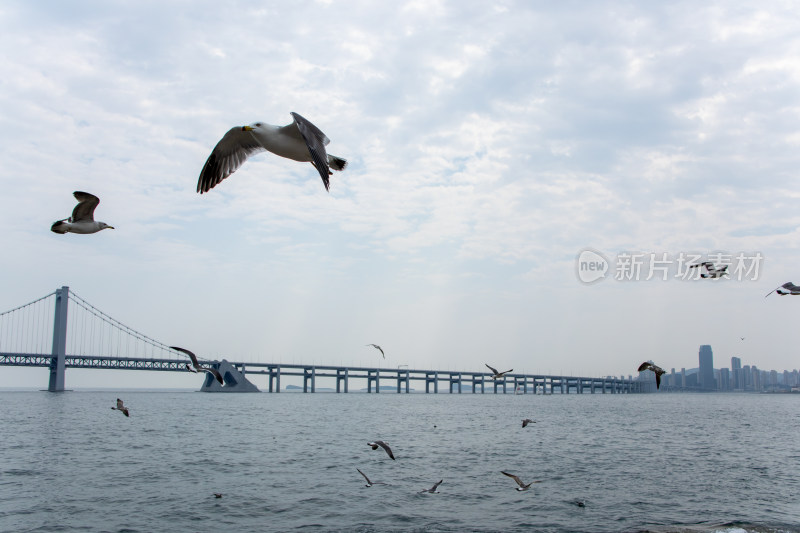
[1, 391, 798, 532]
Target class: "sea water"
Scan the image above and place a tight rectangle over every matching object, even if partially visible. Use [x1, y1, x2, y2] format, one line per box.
[1, 390, 798, 532]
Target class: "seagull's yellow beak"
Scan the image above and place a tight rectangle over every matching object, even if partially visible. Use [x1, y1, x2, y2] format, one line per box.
[242, 125, 254, 131]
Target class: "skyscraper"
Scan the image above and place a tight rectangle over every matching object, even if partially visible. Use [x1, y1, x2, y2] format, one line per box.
[731, 356, 742, 389]
[699, 345, 716, 390]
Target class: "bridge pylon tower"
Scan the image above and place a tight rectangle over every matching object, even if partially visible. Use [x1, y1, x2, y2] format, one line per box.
[48, 286, 69, 392]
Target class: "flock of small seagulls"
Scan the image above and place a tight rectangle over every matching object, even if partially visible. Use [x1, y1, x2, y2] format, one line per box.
[56, 111, 796, 507]
[360, 421, 543, 496]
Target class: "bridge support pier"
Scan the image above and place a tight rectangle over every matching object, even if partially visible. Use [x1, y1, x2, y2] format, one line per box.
[48, 286, 69, 392]
[268, 366, 281, 392]
[425, 372, 438, 393]
[449, 373, 462, 393]
[368, 370, 380, 393]
[396, 370, 409, 393]
[336, 368, 348, 393]
[303, 366, 315, 393]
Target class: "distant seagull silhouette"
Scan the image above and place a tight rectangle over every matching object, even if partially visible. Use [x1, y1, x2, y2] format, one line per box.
[740, 337, 745, 341]
[501, 471, 541, 491]
[637, 361, 666, 389]
[522, 419, 536, 428]
[366, 344, 385, 358]
[765, 282, 800, 297]
[213, 493, 222, 499]
[357, 468, 387, 487]
[51, 191, 114, 234]
[111, 398, 129, 417]
[419, 480, 443, 494]
[485, 363, 513, 380]
[197, 112, 347, 194]
[689, 262, 728, 279]
[367, 440, 395, 460]
[170, 346, 224, 385]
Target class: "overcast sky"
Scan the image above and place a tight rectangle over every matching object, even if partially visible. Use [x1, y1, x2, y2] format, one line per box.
[1, 1, 799, 389]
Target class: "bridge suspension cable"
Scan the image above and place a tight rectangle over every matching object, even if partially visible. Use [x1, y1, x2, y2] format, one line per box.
[0, 291, 56, 355]
[67, 291, 186, 360]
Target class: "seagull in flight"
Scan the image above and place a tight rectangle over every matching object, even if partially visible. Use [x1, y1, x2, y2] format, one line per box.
[637, 361, 666, 389]
[501, 471, 541, 491]
[197, 112, 347, 194]
[356, 468, 387, 487]
[689, 262, 728, 279]
[522, 419, 536, 428]
[419, 480, 443, 494]
[765, 282, 800, 297]
[485, 363, 513, 380]
[170, 346, 224, 385]
[111, 398, 129, 417]
[51, 191, 114, 234]
[366, 344, 385, 358]
[367, 440, 395, 460]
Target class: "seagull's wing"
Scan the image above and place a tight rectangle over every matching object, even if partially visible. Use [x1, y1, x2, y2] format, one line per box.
[197, 127, 267, 194]
[122, 407, 130, 417]
[290, 112, 331, 191]
[502, 369, 513, 375]
[501, 471, 524, 488]
[637, 362, 651, 372]
[655, 372, 661, 389]
[171, 346, 200, 368]
[485, 364, 499, 375]
[377, 441, 395, 460]
[357, 468, 371, 484]
[430, 480, 443, 492]
[202, 367, 224, 385]
[116, 398, 125, 410]
[71, 192, 100, 222]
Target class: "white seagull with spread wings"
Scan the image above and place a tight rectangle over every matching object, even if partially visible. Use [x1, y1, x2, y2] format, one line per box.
[170, 346, 224, 385]
[51, 192, 114, 234]
[765, 282, 800, 297]
[689, 262, 728, 279]
[197, 112, 347, 194]
[501, 471, 541, 491]
[485, 363, 513, 380]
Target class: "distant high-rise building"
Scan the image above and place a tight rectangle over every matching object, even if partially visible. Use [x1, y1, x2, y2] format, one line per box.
[743, 365, 751, 389]
[719, 368, 731, 391]
[731, 357, 742, 389]
[681, 367, 686, 388]
[698, 345, 716, 390]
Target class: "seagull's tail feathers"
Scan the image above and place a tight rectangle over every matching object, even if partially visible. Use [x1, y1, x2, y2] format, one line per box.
[51, 220, 69, 234]
[328, 155, 347, 171]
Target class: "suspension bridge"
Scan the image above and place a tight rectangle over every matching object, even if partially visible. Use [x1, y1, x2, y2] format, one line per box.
[0, 287, 644, 394]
